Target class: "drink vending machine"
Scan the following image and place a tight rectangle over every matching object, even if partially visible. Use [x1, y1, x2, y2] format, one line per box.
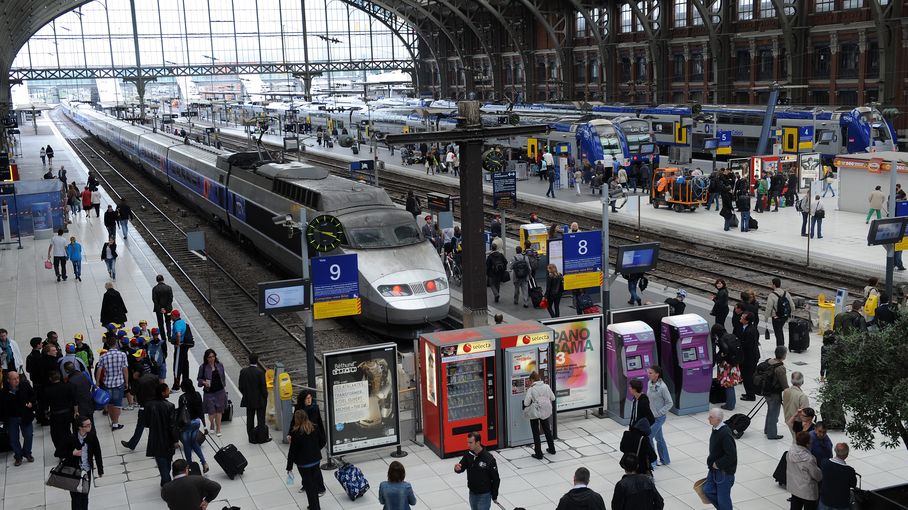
[490, 322, 556, 449]
[660, 314, 713, 415]
[420, 328, 499, 458]
[606, 320, 657, 425]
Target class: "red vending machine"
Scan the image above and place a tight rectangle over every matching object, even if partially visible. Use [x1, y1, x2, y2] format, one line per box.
[420, 328, 499, 458]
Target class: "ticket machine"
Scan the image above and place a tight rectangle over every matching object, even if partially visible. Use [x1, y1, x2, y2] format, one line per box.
[606, 321, 657, 425]
[660, 314, 712, 415]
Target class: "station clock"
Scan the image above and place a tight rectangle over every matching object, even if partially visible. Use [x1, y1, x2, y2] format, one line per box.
[306, 214, 345, 252]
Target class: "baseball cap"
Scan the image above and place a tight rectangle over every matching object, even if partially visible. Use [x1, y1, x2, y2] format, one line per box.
[73, 333, 84, 341]
[105, 323, 117, 331]
[170, 310, 181, 318]
[677, 289, 687, 298]
[132, 326, 142, 335]
[138, 319, 147, 325]
[116, 330, 127, 337]
[150, 327, 159, 335]
[65, 343, 76, 354]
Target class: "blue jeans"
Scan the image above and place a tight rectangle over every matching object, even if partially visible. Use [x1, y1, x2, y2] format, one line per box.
[724, 387, 736, 410]
[822, 182, 835, 197]
[628, 279, 640, 305]
[124, 408, 146, 449]
[155, 455, 173, 486]
[765, 394, 782, 437]
[71, 259, 82, 278]
[704, 468, 734, 510]
[546, 182, 555, 198]
[181, 418, 206, 465]
[723, 214, 734, 231]
[810, 217, 823, 238]
[8, 417, 33, 459]
[629, 177, 637, 193]
[895, 250, 905, 270]
[469, 492, 492, 510]
[118, 219, 129, 238]
[707, 193, 720, 211]
[649, 415, 670, 466]
[740, 211, 750, 231]
[105, 258, 116, 279]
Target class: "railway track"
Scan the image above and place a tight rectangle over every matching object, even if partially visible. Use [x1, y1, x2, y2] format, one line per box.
[53, 110, 378, 387]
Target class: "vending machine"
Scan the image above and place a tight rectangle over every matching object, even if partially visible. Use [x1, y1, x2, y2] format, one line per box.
[491, 322, 556, 449]
[606, 321, 657, 425]
[419, 329, 499, 458]
[660, 314, 713, 415]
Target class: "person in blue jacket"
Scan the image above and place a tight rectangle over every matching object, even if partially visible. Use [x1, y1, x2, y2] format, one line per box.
[66, 236, 83, 282]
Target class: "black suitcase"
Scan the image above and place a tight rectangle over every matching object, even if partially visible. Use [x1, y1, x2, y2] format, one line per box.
[724, 398, 766, 439]
[529, 286, 544, 308]
[788, 317, 810, 353]
[821, 402, 846, 430]
[207, 436, 248, 480]
[222, 400, 234, 422]
[252, 423, 272, 444]
[187, 460, 202, 476]
[327, 140, 334, 148]
[710, 378, 726, 404]
[749, 217, 759, 230]
[773, 451, 787, 486]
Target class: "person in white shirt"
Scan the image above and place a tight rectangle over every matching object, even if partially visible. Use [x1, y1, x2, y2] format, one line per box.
[47, 229, 69, 282]
[809, 194, 825, 239]
[523, 371, 556, 459]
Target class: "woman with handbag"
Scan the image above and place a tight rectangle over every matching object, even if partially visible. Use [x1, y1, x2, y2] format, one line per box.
[197, 348, 227, 437]
[544, 264, 564, 318]
[59, 415, 103, 510]
[809, 194, 824, 239]
[287, 409, 326, 510]
[178, 379, 209, 473]
[523, 371, 556, 460]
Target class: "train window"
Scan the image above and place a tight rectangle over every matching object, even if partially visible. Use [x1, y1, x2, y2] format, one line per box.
[342, 210, 422, 249]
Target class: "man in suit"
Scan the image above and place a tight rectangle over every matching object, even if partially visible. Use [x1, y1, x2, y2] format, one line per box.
[64, 362, 95, 429]
[238, 353, 269, 443]
[161, 459, 221, 510]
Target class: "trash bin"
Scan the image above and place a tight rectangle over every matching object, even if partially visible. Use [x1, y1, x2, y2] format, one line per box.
[817, 294, 835, 334]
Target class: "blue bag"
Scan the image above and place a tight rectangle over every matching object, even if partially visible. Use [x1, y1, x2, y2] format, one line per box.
[334, 462, 370, 500]
[92, 387, 110, 409]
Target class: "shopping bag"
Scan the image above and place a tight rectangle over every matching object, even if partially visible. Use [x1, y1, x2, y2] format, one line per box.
[44, 259, 53, 270]
[693, 478, 710, 504]
[46, 463, 90, 493]
[539, 297, 549, 310]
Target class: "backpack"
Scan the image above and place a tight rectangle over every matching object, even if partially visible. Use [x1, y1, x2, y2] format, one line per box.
[754, 360, 782, 396]
[525, 249, 540, 272]
[796, 195, 809, 212]
[512, 257, 530, 279]
[775, 291, 792, 319]
[863, 294, 879, 317]
[638, 275, 649, 291]
[491, 253, 507, 276]
[719, 333, 743, 364]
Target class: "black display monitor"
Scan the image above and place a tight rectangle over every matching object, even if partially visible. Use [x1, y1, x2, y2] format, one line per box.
[638, 143, 656, 155]
[867, 217, 908, 246]
[703, 138, 719, 150]
[616, 242, 660, 273]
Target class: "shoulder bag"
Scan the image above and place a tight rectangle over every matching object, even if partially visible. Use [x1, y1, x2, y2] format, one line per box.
[46, 462, 90, 493]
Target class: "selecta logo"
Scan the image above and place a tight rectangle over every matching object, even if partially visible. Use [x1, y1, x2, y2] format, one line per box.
[457, 340, 493, 355]
[463, 344, 472, 353]
[522, 335, 531, 344]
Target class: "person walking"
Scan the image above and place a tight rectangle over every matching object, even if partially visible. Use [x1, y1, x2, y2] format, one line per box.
[152, 275, 174, 343]
[771, 171, 786, 211]
[239, 353, 268, 443]
[760, 346, 789, 440]
[737, 312, 760, 401]
[611, 454, 664, 510]
[176, 379, 209, 473]
[120, 368, 158, 451]
[782, 371, 811, 441]
[523, 371, 556, 459]
[145, 383, 177, 486]
[294, 388, 327, 494]
[170, 309, 192, 392]
[765, 278, 794, 347]
[574, 167, 583, 196]
[510, 247, 531, 308]
[867, 185, 886, 223]
[810, 194, 825, 239]
[485, 244, 508, 304]
[646, 366, 673, 468]
[101, 236, 118, 280]
[544, 264, 564, 318]
[704, 408, 737, 510]
[625, 272, 643, 306]
[103, 205, 117, 239]
[65, 236, 83, 282]
[1, 371, 36, 466]
[556, 467, 607, 510]
[378, 461, 417, 510]
[100, 281, 127, 326]
[90, 188, 101, 218]
[286, 409, 326, 510]
[819, 443, 857, 510]
[736, 191, 751, 232]
[711, 279, 729, 328]
[44, 370, 76, 457]
[454, 432, 500, 510]
[116, 199, 133, 240]
[95, 341, 129, 431]
[404, 191, 421, 218]
[545, 164, 556, 198]
[40, 146, 46, 166]
[62, 415, 103, 510]
[161, 459, 222, 510]
[787, 431, 823, 510]
[197, 348, 227, 437]
[46, 145, 55, 165]
[47, 228, 69, 282]
[80, 187, 92, 218]
[821, 167, 836, 197]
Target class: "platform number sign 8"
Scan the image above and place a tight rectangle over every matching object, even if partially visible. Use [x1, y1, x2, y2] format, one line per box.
[577, 240, 588, 255]
[330, 264, 341, 281]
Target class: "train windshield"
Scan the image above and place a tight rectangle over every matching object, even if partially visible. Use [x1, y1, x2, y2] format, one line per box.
[862, 110, 894, 147]
[342, 210, 422, 249]
[597, 126, 622, 157]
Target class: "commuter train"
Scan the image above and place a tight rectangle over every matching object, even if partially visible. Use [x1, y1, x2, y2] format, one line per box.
[64, 103, 449, 336]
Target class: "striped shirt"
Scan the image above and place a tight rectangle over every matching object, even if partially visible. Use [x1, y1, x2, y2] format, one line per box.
[98, 350, 128, 388]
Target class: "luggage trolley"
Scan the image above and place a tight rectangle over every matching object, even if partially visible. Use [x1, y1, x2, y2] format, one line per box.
[650, 167, 708, 212]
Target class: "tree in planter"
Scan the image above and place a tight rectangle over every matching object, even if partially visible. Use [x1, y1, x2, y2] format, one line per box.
[820, 313, 908, 452]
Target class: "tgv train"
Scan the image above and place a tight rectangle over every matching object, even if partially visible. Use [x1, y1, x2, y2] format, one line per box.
[65, 103, 449, 336]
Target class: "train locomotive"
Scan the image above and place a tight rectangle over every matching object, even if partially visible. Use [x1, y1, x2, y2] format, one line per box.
[66, 103, 449, 336]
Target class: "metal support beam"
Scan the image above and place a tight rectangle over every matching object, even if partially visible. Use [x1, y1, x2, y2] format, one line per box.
[475, 0, 532, 98]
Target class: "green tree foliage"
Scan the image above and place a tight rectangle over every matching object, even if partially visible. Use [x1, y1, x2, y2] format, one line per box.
[820, 315, 908, 452]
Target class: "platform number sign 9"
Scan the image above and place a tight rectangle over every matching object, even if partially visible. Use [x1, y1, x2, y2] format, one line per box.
[312, 254, 361, 319]
[330, 263, 342, 281]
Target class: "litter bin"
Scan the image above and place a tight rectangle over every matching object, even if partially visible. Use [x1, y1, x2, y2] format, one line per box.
[817, 294, 835, 334]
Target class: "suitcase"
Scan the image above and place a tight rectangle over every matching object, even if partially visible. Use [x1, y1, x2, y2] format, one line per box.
[326, 140, 334, 148]
[252, 423, 272, 444]
[222, 400, 234, 422]
[788, 317, 810, 353]
[821, 402, 846, 430]
[724, 397, 766, 439]
[710, 378, 726, 404]
[749, 217, 758, 230]
[187, 460, 202, 476]
[207, 436, 247, 480]
[576, 293, 593, 311]
[334, 462, 370, 500]
[529, 286, 544, 308]
[773, 451, 787, 486]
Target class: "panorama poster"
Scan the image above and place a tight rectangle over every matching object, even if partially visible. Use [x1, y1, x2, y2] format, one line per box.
[542, 315, 604, 412]
[324, 343, 400, 456]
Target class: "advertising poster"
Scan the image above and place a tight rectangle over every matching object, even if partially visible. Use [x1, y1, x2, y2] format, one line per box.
[425, 344, 437, 406]
[324, 343, 400, 456]
[542, 315, 604, 412]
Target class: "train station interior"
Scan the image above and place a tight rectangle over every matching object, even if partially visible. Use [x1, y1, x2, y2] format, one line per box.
[1, 1, 907, 510]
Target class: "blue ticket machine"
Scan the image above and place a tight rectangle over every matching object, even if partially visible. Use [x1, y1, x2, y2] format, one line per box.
[606, 321, 657, 425]
[660, 314, 712, 415]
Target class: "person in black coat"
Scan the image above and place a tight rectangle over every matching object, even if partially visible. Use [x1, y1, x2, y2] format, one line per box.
[556, 467, 607, 510]
[711, 279, 729, 328]
[64, 363, 95, 426]
[238, 353, 269, 443]
[720, 186, 735, 231]
[286, 410, 326, 510]
[44, 370, 76, 458]
[737, 312, 760, 401]
[620, 418, 657, 475]
[1, 371, 36, 465]
[612, 453, 664, 510]
[874, 292, 898, 329]
[404, 191, 420, 218]
[145, 383, 177, 486]
[544, 264, 564, 318]
[101, 237, 119, 280]
[99, 282, 128, 326]
[63, 415, 104, 510]
[294, 388, 327, 493]
[628, 379, 655, 427]
[103, 205, 118, 239]
[25, 337, 48, 425]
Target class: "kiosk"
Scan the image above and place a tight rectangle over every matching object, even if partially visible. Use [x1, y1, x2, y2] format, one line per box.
[519, 223, 549, 255]
[660, 314, 713, 415]
[493, 321, 556, 449]
[606, 321, 657, 425]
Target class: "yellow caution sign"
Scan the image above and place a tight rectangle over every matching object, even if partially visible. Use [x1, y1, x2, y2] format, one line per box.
[563, 271, 604, 291]
[674, 123, 687, 145]
[314, 298, 362, 320]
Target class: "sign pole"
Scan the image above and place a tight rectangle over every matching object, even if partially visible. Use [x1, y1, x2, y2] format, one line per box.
[299, 209, 317, 389]
[598, 186, 610, 419]
[886, 157, 898, 298]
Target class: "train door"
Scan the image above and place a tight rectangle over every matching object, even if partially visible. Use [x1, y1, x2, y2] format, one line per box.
[782, 126, 800, 154]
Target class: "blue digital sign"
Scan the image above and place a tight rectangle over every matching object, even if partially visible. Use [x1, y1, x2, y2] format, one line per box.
[717, 130, 732, 148]
[563, 231, 602, 275]
[799, 126, 815, 143]
[312, 254, 359, 302]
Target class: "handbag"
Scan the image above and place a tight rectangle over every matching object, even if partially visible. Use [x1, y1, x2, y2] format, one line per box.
[177, 398, 191, 429]
[44, 259, 53, 270]
[46, 463, 90, 493]
[718, 362, 742, 388]
[815, 209, 825, 219]
[693, 478, 710, 504]
[92, 387, 110, 409]
[539, 297, 549, 309]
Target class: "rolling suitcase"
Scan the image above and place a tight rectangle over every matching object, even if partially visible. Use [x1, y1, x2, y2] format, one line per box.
[529, 286, 544, 308]
[710, 378, 726, 404]
[724, 397, 766, 439]
[788, 317, 810, 353]
[206, 435, 248, 480]
[222, 400, 234, 422]
[334, 462, 370, 500]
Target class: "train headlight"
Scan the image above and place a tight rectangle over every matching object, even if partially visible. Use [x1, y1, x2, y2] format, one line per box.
[424, 278, 448, 293]
[378, 284, 413, 297]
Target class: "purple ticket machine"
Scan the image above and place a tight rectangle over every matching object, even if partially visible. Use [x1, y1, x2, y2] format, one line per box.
[660, 314, 713, 415]
[606, 321, 657, 425]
